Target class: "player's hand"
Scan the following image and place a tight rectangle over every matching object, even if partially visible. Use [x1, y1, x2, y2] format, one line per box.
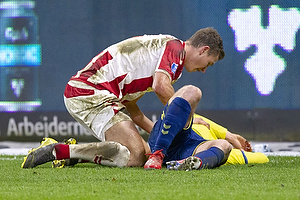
[243, 140, 252, 152]
[237, 135, 252, 152]
[193, 117, 210, 130]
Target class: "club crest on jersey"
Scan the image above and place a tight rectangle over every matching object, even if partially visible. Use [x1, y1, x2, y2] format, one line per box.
[171, 63, 178, 77]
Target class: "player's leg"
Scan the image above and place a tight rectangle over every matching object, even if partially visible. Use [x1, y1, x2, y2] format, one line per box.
[193, 139, 232, 169]
[154, 85, 202, 153]
[225, 149, 269, 165]
[84, 105, 150, 167]
[105, 120, 150, 167]
[167, 139, 232, 171]
[150, 97, 191, 154]
[144, 85, 202, 169]
[68, 142, 130, 167]
[168, 85, 202, 125]
[64, 91, 150, 167]
[21, 141, 130, 168]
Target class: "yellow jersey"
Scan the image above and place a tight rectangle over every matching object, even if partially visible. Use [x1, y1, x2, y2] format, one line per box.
[192, 114, 269, 165]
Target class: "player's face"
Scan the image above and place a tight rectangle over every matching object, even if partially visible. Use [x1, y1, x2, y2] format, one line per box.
[185, 47, 219, 73]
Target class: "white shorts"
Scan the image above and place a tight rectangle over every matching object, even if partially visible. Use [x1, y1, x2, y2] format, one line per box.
[64, 84, 132, 141]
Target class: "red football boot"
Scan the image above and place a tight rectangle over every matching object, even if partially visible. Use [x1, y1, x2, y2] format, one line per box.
[144, 149, 164, 170]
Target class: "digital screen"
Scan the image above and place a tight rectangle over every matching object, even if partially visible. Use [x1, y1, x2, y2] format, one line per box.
[0, 0, 41, 112]
[228, 5, 300, 96]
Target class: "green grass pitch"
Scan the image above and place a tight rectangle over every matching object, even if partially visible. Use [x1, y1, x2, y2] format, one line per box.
[0, 155, 299, 200]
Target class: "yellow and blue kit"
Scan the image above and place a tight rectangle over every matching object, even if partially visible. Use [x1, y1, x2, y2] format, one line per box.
[148, 98, 226, 169]
[192, 114, 269, 165]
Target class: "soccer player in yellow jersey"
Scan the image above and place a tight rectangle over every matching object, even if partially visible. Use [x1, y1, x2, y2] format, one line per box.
[192, 114, 269, 165]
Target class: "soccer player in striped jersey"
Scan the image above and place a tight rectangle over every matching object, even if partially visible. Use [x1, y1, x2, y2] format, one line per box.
[63, 27, 225, 167]
[21, 28, 225, 169]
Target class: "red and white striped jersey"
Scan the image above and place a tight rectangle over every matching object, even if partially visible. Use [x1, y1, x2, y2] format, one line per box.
[64, 34, 185, 103]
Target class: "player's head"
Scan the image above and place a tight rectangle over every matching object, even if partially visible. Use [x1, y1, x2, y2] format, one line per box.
[183, 27, 225, 73]
[186, 27, 225, 61]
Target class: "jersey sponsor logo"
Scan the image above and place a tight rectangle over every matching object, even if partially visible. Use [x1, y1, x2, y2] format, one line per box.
[171, 63, 178, 77]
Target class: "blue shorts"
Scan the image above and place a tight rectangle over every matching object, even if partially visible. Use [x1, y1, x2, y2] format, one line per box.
[148, 120, 207, 163]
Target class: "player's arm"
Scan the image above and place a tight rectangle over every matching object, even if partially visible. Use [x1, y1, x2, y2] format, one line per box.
[152, 71, 175, 105]
[123, 98, 154, 134]
[193, 116, 210, 130]
[225, 131, 252, 152]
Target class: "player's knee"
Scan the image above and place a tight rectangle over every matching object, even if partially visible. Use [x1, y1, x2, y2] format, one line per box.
[216, 139, 232, 154]
[217, 140, 232, 165]
[181, 85, 202, 103]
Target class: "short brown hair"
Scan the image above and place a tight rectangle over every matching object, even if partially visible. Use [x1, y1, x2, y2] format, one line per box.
[186, 27, 225, 60]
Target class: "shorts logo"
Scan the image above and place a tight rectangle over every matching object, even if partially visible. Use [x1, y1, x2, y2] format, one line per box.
[171, 63, 178, 77]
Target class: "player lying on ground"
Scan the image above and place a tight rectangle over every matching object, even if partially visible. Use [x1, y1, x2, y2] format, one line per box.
[192, 114, 269, 165]
[144, 85, 233, 171]
[21, 112, 267, 169]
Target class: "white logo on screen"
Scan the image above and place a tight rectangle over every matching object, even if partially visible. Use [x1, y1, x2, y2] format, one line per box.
[11, 79, 24, 98]
[228, 5, 300, 95]
[5, 27, 29, 42]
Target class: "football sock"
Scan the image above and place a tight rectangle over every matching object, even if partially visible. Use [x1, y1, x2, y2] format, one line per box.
[194, 147, 225, 169]
[77, 159, 90, 163]
[153, 97, 191, 155]
[54, 144, 70, 160]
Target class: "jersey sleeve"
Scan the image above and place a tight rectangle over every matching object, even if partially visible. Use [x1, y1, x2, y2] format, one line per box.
[156, 40, 185, 82]
[192, 114, 228, 140]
